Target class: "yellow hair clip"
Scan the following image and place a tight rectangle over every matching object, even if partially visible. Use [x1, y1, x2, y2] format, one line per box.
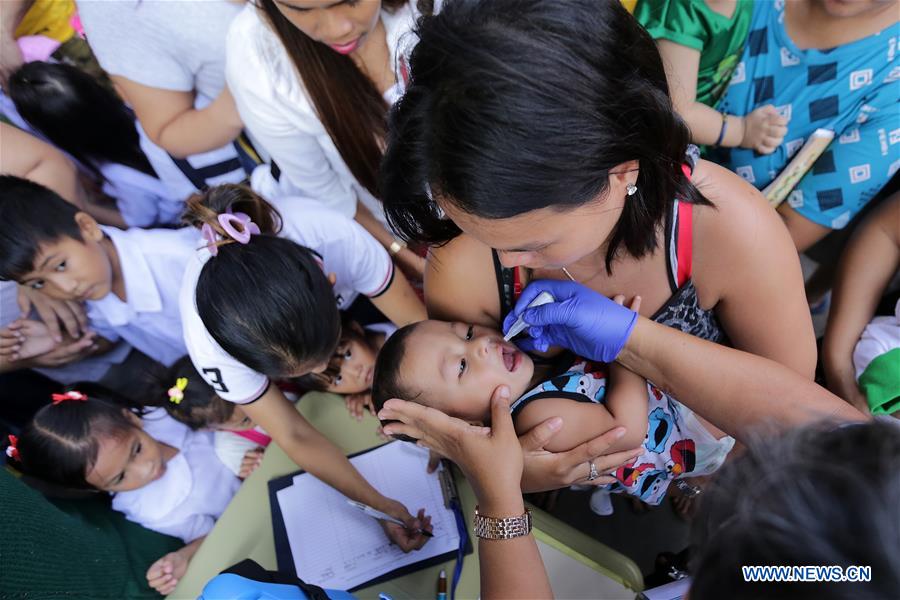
[167, 377, 188, 405]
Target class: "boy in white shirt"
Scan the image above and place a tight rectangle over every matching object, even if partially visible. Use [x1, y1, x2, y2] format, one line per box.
[0, 175, 198, 378]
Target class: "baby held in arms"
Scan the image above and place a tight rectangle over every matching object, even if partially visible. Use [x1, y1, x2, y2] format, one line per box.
[372, 298, 734, 504]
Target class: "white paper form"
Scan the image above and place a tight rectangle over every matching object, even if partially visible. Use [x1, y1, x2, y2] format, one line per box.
[275, 442, 460, 590]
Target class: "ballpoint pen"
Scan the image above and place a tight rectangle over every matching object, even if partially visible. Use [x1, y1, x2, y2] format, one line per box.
[347, 499, 434, 538]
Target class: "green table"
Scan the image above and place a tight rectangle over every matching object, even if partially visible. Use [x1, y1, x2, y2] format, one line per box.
[170, 392, 642, 599]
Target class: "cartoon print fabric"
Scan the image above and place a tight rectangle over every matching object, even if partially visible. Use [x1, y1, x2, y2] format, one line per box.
[510, 361, 718, 505]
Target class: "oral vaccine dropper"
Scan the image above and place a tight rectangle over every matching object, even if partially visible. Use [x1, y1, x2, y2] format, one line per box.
[503, 291, 555, 342]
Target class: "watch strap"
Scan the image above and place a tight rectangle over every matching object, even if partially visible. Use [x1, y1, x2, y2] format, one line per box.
[473, 506, 533, 540]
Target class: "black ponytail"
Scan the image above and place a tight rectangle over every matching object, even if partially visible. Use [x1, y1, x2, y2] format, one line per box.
[186, 185, 340, 378]
[9, 62, 154, 179]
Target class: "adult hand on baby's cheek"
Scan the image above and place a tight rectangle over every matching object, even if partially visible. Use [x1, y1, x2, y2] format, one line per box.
[146, 550, 189, 596]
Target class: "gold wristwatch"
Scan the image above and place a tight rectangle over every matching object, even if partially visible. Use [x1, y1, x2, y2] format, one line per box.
[473, 506, 533, 540]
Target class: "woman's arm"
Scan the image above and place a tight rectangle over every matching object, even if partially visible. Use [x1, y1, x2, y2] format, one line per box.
[425, 234, 505, 326]
[823, 195, 900, 409]
[693, 161, 817, 378]
[1, 123, 81, 204]
[111, 77, 243, 158]
[514, 378, 648, 454]
[509, 279, 864, 450]
[241, 385, 430, 551]
[618, 316, 865, 439]
[382, 386, 553, 599]
[368, 267, 427, 326]
[0, 0, 27, 88]
[354, 203, 426, 280]
[1, 124, 127, 226]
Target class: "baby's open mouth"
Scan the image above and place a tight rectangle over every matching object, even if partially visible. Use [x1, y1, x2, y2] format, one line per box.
[501, 344, 521, 372]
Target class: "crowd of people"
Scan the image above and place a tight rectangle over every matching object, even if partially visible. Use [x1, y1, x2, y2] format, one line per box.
[0, 0, 897, 598]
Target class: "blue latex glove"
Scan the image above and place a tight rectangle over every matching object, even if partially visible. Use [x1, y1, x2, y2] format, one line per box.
[502, 280, 638, 362]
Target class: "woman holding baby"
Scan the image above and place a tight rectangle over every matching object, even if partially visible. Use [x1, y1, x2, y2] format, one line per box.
[378, 0, 820, 492]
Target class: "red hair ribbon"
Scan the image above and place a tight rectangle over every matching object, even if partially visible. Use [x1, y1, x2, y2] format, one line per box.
[6, 435, 19, 461]
[51, 390, 88, 405]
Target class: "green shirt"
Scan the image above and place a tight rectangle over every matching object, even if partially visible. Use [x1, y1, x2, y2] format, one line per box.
[635, 0, 753, 106]
[0, 468, 182, 598]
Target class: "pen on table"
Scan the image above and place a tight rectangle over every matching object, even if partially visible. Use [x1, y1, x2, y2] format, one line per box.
[346, 499, 434, 538]
[436, 568, 447, 600]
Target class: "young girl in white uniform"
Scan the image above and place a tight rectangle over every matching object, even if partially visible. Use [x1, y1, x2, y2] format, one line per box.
[6, 386, 239, 595]
[178, 184, 431, 552]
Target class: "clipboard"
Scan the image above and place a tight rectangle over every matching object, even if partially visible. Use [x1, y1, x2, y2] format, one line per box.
[268, 442, 472, 592]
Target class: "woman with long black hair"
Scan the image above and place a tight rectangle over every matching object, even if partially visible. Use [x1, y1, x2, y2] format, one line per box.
[225, 0, 429, 278]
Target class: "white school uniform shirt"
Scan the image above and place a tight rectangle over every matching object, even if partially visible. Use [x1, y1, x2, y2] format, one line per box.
[225, 2, 418, 226]
[99, 161, 185, 228]
[214, 426, 269, 477]
[179, 197, 394, 404]
[112, 408, 240, 543]
[88, 226, 200, 368]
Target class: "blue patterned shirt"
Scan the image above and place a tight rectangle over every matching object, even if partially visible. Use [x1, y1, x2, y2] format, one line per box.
[711, 0, 899, 228]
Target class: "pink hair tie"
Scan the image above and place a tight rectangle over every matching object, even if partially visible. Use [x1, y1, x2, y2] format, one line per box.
[6, 435, 19, 461]
[201, 212, 261, 256]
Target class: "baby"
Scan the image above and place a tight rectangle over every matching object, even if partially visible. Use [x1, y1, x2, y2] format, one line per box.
[372, 317, 735, 505]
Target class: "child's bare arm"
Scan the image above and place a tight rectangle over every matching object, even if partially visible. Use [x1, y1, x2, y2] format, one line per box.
[658, 40, 787, 153]
[605, 362, 650, 450]
[513, 392, 645, 455]
[604, 294, 649, 449]
[823, 195, 900, 410]
[146, 536, 204, 596]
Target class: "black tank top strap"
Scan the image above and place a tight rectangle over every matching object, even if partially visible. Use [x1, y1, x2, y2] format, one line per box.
[492, 249, 517, 322]
[491, 249, 576, 368]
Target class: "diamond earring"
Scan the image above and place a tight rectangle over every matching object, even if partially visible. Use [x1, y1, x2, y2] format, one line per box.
[626, 183, 638, 196]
